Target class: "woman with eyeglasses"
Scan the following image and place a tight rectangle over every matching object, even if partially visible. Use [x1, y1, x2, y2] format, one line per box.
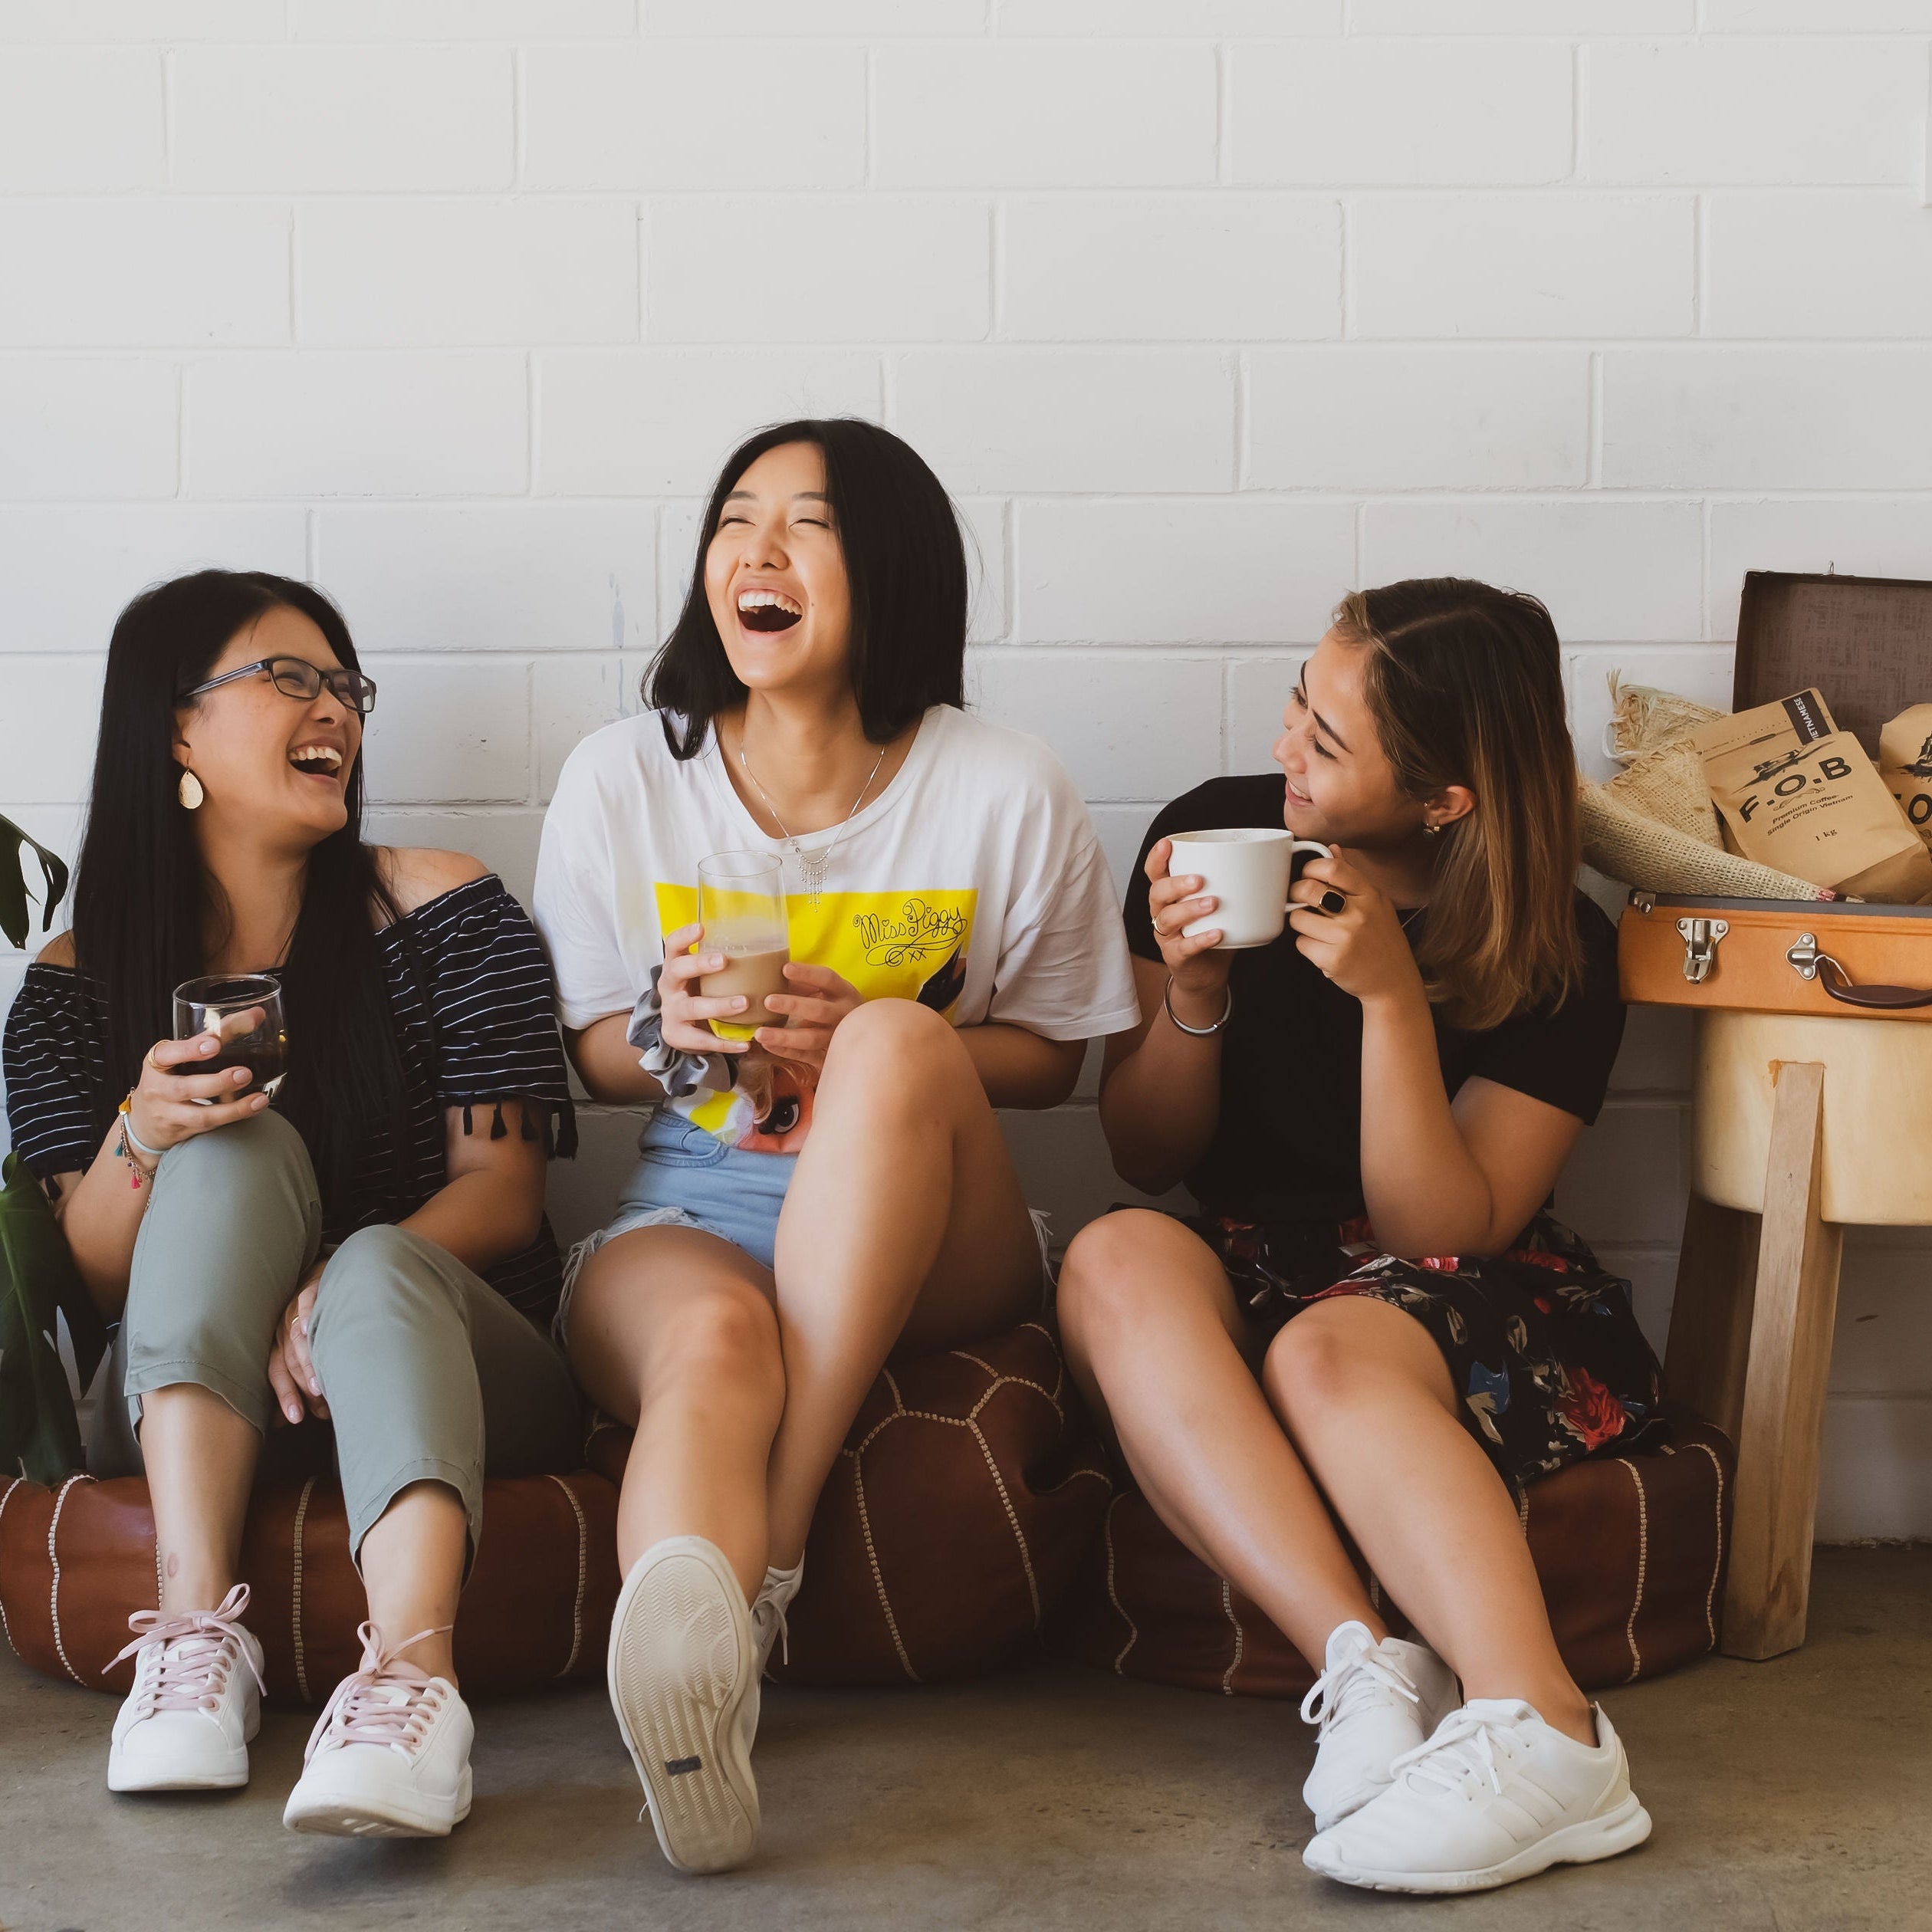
[1, 570, 582, 1838]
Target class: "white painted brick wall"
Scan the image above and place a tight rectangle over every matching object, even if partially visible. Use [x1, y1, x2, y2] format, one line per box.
[296, 200, 640, 347]
[2, 12, 1929, 1539]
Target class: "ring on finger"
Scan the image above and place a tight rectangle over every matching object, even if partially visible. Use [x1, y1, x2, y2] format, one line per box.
[1319, 889, 1347, 916]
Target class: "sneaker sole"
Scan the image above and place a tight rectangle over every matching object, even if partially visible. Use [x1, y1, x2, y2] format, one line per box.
[107, 1706, 260, 1793]
[283, 1766, 472, 1840]
[1305, 1792, 1653, 1894]
[608, 1542, 758, 1876]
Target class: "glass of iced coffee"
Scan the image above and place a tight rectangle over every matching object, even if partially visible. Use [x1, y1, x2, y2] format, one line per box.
[698, 849, 791, 1041]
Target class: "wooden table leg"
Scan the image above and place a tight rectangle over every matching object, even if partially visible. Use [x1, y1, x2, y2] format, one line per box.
[1664, 1191, 1761, 1447]
[1721, 1060, 1845, 1661]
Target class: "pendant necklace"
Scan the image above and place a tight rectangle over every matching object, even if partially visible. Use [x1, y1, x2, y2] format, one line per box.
[737, 735, 888, 907]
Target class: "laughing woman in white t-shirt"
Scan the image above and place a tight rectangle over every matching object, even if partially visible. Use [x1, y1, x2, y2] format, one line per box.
[533, 419, 1138, 1873]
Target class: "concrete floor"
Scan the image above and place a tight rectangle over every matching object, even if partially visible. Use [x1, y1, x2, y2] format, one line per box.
[2, 1546, 1927, 1932]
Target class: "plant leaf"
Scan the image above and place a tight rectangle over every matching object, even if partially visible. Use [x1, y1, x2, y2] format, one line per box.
[0, 1151, 99, 1483]
[0, 813, 71, 952]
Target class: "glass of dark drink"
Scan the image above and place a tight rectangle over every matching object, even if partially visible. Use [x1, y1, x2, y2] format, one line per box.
[172, 974, 287, 1102]
[697, 851, 791, 1042]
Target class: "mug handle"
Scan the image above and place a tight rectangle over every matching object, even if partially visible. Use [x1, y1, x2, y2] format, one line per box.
[1286, 839, 1332, 884]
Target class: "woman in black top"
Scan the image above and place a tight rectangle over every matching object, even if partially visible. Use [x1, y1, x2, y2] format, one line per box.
[1058, 580, 1661, 1897]
[2, 572, 580, 1839]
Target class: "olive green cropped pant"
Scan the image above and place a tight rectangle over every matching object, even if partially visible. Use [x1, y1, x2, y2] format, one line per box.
[90, 1108, 581, 1566]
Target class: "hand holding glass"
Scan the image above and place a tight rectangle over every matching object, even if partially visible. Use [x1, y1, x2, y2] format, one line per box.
[172, 974, 287, 1102]
[697, 852, 791, 1041]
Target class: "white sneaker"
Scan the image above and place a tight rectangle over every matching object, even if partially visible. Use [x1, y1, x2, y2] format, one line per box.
[735, 1555, 804, 1764]
[1300, 1622, 1459, 1832]
[1303, 1697, 1653, 1894]
[608, 1535, 760, 1875]
[107, 1583, 265, 1792]
[750, 1556, 803, 1683]
[283, 1622, 473, 1838]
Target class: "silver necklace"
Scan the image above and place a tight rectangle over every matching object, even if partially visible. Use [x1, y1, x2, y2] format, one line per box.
[737, 736, 889, 906]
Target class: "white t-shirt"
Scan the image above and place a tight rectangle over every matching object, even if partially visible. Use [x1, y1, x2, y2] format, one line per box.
[533, 704, 1141, 1153]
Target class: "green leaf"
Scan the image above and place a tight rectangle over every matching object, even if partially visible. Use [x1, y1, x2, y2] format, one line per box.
[0, 813, 71, 953]
[0, 1151, 105, 1484]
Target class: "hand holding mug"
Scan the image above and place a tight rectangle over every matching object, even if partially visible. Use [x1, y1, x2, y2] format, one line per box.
[1286, 849, 1422, 1004]
[1144, 837, 1235, 1009]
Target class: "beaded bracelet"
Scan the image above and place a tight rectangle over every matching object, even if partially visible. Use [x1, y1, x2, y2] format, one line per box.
[116, 1092, 163, 1188]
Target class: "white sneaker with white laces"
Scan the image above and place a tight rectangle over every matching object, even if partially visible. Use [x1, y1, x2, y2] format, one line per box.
[734, 1556, 803, 1766]
[1303, 1697, 1653, 1894]
[282, 1622, 473, 1838]
[608, 1535, 760, 1875]
[1300, 1621, 1459, 1832]
[750, 1556, 802, 1684]
[107, 1583, 265, 1793]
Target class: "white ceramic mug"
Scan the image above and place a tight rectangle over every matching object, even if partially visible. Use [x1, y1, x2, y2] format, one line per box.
[1165, 827, 1333, 950]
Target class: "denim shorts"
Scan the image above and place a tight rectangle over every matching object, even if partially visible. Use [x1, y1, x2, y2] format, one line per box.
[557, 1108, 1053, 1343]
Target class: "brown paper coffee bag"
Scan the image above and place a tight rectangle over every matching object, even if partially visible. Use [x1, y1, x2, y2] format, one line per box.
[1879, 704, 1932, 853]
[1694, 688, 1932, 903]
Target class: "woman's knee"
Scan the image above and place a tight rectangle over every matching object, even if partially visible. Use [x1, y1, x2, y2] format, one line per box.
[313, 1224, 458, 1346]
[642, 1282, 784, 1401]
[821, 995, 963, 1090]
[158, 1105, 308, 1193]
[1058, 1212, 1187, 1355]
[1263, 1299, 1415, 1416]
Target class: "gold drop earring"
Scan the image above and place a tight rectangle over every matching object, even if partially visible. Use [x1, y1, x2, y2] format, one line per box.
[178, 768, 205, 810]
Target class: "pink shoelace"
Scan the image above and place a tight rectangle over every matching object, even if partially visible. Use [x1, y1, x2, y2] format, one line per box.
[108, 1582, 264, 1718]
[302, 1622, 454, 1767]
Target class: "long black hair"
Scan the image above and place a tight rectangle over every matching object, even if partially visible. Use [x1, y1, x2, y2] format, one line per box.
[648, 418, 968, 758]
[71, 570, 406, 1201]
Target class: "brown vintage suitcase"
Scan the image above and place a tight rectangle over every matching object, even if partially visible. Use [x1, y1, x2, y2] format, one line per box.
[1620, 891, 1932, 1020]
[1620, 568, 1932, 1018]
[1618, 570, 1932, 1230]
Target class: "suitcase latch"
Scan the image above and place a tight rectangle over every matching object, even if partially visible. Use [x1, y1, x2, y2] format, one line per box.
[1677, 917, 1728, 984]
[1787, 932, 1822, 980]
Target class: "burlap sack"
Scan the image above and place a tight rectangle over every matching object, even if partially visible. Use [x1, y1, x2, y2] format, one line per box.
[1579, 676, 1834, 900]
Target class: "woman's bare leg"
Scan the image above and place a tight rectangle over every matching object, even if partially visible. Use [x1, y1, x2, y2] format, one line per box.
[1263, 1296, 1593, 1743]
[763, 999, 1043, 1567]
[357, 1484, 468, 1684]
[568, 1225, 787, 1599]
[140, 1386, 258, 1615]
[1056, 1211, 1381, 1664]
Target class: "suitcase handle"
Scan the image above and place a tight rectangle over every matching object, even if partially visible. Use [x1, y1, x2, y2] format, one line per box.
[1787, 934, 1932, 1010]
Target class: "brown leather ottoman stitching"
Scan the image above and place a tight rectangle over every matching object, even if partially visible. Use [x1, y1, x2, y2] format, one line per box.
[0, 1320, 1113, 1703]
[1050, 1415, 1733, 1697]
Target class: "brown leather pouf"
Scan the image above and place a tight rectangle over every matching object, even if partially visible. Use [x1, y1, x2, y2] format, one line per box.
[2, 1319, 1111, 1702]
[0, 1467, 619, 1706]
[1050, 1416, 1733, 1696]
[611, 1317, 1104, 1686]
[774, 1317, 1113, 1684]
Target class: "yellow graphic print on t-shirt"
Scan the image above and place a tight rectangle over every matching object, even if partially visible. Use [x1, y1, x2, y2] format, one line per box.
[652, 885, 978, 1152]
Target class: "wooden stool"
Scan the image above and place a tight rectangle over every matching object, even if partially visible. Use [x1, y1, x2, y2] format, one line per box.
[1666, 1010, 1930, 1659]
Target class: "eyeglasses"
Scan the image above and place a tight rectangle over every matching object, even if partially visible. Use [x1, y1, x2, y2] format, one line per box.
[179, 656, 378, 717]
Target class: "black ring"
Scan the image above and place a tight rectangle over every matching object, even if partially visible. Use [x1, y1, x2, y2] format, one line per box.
[1319, 889, 1347, 916]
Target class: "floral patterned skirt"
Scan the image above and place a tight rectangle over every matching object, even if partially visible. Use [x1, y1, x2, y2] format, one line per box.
[1191, 1210, 1666, 1489]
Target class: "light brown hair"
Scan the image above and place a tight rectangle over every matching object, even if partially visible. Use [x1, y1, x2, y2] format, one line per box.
[1334, 577, 1582, 1032]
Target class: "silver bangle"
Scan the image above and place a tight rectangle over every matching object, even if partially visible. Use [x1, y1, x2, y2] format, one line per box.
[1162, 978, 1233, 1037]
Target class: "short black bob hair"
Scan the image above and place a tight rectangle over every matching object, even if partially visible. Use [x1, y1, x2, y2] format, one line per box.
[646, 418, 968, 759]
